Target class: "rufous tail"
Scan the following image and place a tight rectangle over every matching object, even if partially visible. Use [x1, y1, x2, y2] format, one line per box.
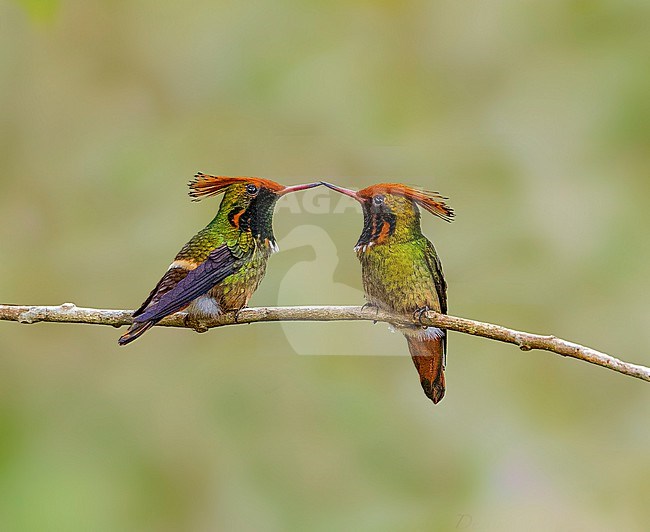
[118, 320, 155, 346]
[405, 335, 446, 404]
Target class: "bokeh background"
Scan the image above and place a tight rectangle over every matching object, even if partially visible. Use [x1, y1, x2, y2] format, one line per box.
[1, 1, 649, 530]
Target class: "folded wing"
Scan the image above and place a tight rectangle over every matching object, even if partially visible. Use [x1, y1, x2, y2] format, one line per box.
[135, 245, 243, 323]
[118, 244, 246, 345]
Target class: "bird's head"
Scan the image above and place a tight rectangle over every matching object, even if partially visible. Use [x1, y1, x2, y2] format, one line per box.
[189, 173, 319, 245]
[321, 182, 453, 249]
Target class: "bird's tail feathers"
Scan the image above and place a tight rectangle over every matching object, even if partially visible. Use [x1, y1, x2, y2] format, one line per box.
[118, 320, 155, 346]
[405, 334, 446, 404]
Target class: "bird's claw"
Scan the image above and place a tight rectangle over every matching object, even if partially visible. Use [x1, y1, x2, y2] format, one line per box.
[361, 302, 380, 324]
[184, 314, 210, 333]
[233, 307, 246, 324]
[414, 306, 430, 328]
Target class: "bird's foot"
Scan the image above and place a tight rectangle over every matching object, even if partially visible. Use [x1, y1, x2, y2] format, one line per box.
[414, 306, 431, 328]
[233, 307, 246, 324]
[184, 314, 210, 333]
[361, 302, 378, 312]
[361, 302, 380, 324]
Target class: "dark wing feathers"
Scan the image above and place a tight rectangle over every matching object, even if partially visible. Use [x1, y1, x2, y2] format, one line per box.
[134, 245, 244, 324]
[422, 239, 448, 364]
[132, 267, 191, 318]
[423, 240, 447, 315]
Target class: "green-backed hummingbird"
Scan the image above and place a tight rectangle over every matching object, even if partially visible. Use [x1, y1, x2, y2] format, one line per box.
[322, 182, 454, 404]
[118, 173, 319, 345]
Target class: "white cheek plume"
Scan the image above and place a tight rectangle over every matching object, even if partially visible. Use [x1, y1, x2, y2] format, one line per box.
[354, 241, 376, 253]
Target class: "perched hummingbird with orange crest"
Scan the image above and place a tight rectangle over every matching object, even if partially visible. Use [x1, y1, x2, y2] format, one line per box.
[118, 173, 319, 345]
[322, 182, 454, 404]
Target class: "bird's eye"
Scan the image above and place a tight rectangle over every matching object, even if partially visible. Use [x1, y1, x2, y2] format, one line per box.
[373, 194, 385, 206]
[246, 184, 259, 195]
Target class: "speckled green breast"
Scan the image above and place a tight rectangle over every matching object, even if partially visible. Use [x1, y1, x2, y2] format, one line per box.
[209, 245, 273, 311]
[359, 238, 441, 315]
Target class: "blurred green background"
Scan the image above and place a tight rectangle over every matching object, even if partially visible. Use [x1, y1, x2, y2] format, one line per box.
[1, 0, 649, 530]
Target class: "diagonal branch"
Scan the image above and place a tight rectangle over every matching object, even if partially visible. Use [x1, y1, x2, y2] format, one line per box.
[0, 303, 648, 383]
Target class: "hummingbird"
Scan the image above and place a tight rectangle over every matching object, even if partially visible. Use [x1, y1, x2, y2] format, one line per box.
[322, 182, 454, 404]
[118, 173, 319, 345]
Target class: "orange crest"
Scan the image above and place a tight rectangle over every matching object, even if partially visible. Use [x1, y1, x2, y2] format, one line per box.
[357, 183, 454, 222]
[188, 173, 284, 200]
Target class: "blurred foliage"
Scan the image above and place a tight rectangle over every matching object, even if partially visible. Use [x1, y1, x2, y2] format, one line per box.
[13, 0, 59, 23]
[0, 0, 649, 530]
